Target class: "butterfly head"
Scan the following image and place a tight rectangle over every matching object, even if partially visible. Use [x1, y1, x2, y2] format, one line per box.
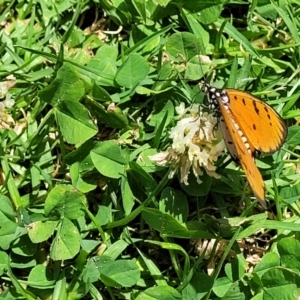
[200, 82, 230, 118]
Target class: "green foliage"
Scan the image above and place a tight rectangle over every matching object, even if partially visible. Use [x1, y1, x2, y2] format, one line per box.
[0, 0, 299, 299]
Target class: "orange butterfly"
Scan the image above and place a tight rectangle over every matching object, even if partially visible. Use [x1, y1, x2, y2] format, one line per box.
[201, 82, 287, 208]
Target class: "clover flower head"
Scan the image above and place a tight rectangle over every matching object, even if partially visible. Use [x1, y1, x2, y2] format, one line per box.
[149, 103, 225, 184]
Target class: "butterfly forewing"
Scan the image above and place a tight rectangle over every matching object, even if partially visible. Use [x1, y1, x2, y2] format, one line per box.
[225, 89, 287, 153]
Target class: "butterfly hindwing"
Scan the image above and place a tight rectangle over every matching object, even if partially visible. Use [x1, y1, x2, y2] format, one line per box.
[219, 116, 255, 161]
[218, 101, 266, 208]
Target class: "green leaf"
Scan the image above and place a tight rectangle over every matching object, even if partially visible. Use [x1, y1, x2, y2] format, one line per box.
[0, 220, 18, 250]
[0, 251, 9, 276]
[44, 185, 85, 220]
[181, 8, 209, 45]
[50, 219, 81, 260]
[83, 256, 140, 287]
[196, 4, 223, 24]
[100, 259, 140, 287]
[142, 208, 214, 238]
[254, 252, 280, 276]
[263, 220, 300, 232]
[89, 83, 113, 103]
[180, 172, 212, 197]
[237, 214, 268, 239]
[81, 239, 101, 253]
[185, 55, 210, 80]
[104, 240, 130, 260]
[83, 256, 114, 283]
[124, 23, 173, 56]
[86, 44, 117, 86]
[70, 162, 97, 193]
[136, 248, 167, 287]
[38, 0, 74, 19]
[27, 220, 59, 243]
[256, 2, 277, 19]
[285, 125, 300, 147]
[215, 21, 259, 57]
[216, 280, 248, 299]
[152, 61, 177, 91]
[153, 0, 170, 5]
[115, 53, 149, 88]
[152, 109, 168, 148]
[121, 176, 134, 216]
[277, 237, 300, 269]
[95, 205, 112, 226]
[85, 98, 130, 128]
[38, 64, 86, 106]
[65, 140, 98, 165]
[143, 207, 186, 232]
[280, 182, 300, 204]
[225, 254, 247, 282]
[147, 99, 174, 127]
[159, 188, 189, 223]
[127, 161, 157, 191]
[235, 55, 252, 89]
[55, 100, 98, 144]
[166, 32, 201, 61]
[11, 234, 37, 257]
[135, 285, 182, 300]
[213, 277, 236, 298]
[132, 0, 147, 22]
[0, 195, 15, 226]
[27, 264, 55, 287]
[91, 140, 127, 179]
[261, 267, 300, 298]
[182, 272, 214, 299]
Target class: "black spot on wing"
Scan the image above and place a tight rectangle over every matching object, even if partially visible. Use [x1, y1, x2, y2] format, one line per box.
[252, 100, 260, 115]
[253, 124, 256, 130]
[242, 98, 246, 105]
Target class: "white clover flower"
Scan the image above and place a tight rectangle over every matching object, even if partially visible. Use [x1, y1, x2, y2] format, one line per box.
[3, 93, 15, 108]
[149, 103, 225, 184]
[0, 78, 15, 99]
[175, 102, 187, 117]
[0, 78, 15, 112]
